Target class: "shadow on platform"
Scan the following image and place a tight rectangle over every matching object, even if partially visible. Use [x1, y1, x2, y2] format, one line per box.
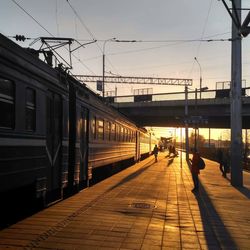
[235, 186, 250, 199]
[195, 184, 237, 249]
[167, 155, 177, 166]
[224, 175, 250, 199]
[108, 158, 156, 192]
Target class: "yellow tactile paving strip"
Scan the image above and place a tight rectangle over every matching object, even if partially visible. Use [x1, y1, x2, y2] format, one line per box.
[0, 152, 250, 249]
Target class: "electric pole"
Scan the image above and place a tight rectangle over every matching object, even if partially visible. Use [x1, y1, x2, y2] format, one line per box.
[231, 0, 243, 187]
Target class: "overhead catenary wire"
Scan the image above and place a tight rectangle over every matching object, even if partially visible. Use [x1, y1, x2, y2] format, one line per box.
[188, 0, 214, 79]
[66, 0, 120, 76]
[7, 1, 241, 91]
[10, 0, 97, 75]
[55, 0, 60, 37]
[11, 0, 53, 36]
[109, 39, 232, 57]
[66, 0, 99, 50]
[81, 37, 233, 62]
[196, 0, 214, 55]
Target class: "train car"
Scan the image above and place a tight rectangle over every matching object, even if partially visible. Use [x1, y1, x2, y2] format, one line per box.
[150, 133, 159, 153]
[67, 78, 139, 190]
[0, 34, 70, 223]
[0, 33, 155, 226]
[137, 128, 152, 160]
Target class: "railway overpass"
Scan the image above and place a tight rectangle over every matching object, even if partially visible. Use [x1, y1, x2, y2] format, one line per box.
[111, 90, 250, 129]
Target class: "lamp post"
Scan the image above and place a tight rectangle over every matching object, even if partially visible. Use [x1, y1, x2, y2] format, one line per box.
[194, 57, 202, 99]
[102, 38, 116, 98]
[184, 85, 189, 162]
[102, 38, 136, 98]
[184, 86, 208, 153]
[194, 88, 198, 150]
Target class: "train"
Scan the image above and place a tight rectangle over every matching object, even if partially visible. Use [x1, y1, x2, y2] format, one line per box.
[0, 33, 157, 219]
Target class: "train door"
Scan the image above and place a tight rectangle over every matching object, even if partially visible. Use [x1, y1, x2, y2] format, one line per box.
[136, 131, 140, 162]
[46, 91, 62, 203]
[79, 106, 89, 187]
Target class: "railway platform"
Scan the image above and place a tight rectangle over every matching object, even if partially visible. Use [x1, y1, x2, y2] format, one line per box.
[0, 152, 250, 250]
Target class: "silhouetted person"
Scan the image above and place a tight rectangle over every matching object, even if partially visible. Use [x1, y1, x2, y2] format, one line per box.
[153, 145, 159, 162]
[222, 150, 230, 178]
[172, 145, 176, 156]
[190, 149, 200, 192]
[168, 145, 172, 156]
[217, 148, 225, 176]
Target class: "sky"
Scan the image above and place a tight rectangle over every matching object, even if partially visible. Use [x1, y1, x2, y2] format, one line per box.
[1, 0, 250, 139]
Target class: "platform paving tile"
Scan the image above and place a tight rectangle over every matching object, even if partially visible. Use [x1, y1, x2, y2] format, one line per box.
[162, 240, 181, 248]
[0, 247, 25, 250]
[38, 240, 99, 250]
[1, 153, 250, 249]
[121, 242, 142, 249]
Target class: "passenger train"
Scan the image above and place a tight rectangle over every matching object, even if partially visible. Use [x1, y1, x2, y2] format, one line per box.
[0, 34, 157, 218]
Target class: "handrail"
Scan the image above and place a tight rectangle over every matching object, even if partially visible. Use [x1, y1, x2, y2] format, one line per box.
[108, 87, 250, 103]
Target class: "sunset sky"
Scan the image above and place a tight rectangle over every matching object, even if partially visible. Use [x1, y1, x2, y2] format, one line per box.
[1, 0, 250, 138]
[2, 1, 250, 92]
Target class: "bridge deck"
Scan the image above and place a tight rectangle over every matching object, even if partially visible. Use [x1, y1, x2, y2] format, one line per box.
[112, 96, 250, 128]
[0, 153, 250, 249]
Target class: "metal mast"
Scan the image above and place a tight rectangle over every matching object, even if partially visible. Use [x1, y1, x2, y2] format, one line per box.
[231, 0, 243, 187]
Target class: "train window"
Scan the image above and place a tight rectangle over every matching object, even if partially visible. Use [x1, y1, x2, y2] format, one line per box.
[91, 116, 96, 139]
[124, 128, 127, 142]
[25, 88, 36, 131]
[53, 93, 62, 148]
[104, 120, 110, 141]
[120, 126, 124, 141]
[128, 130, 130, 142]
[116, 125, 120, 141]
[107, 121, 111, 140]
[0, 78, 15, 129]
[132, 131, 136, 142]
[111, 123, 116, 141]
[97, 119, 104, 140]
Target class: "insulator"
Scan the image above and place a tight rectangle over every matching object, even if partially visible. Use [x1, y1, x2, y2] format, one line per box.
[15, 35, 26, 41]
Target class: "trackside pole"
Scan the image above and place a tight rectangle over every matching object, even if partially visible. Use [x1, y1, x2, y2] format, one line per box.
[231, 0, 243, 187]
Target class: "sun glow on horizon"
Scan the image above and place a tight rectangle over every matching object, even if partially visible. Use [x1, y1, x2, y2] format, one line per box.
[146, 127, 232, 142]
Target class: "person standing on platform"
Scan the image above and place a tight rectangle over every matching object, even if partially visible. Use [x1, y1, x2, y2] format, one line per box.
[190, 149, 200, 192]
[153, 144, 159, 162]
[217, 148, 225, 176]
[222, 150, 230, 178]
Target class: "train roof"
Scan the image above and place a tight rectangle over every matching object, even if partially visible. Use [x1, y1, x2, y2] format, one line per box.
[0, 33, 145, 130]
[68, 73, 140, 128]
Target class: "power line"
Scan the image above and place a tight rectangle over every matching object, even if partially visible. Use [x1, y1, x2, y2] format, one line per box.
[66, 0, 99, 49]
[66, 0, 120, 76]
[190, 0, 214, 81]
[10, 0, 96, 75]
[77, 37, 231, 43]
[197, 0, 214, 54]
[108, 39, 231, 57]
[55, 0, 60, 36]
[11, 0, 53, 36]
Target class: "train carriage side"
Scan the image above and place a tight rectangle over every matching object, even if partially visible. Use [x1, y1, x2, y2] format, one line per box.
[150, 134, 158, 153]
[88, 111, 137, 171]
[138, 128, 155, 161]
[67, 78, 89, 193]
[0, 34, 69, 215]
[70, 80, 138, 182]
